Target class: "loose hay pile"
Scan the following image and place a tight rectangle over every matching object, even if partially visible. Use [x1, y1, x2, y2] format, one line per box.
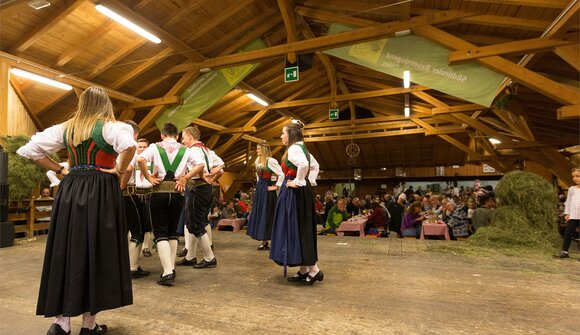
[470, 170, 560, 253]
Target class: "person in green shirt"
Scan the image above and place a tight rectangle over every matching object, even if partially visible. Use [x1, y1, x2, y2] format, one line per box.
[322, 198, 348, 234]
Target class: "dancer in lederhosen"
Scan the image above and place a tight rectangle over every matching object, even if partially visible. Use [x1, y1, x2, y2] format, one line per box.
[247, 141, 284, 250]
[269, 121, 323, 285]
[174, 126, 217, 269]
[119, 121, 150, 279]
[134, 138, 155, 258]
[138, 123, 201, 286]
[17, 86, 135, 334]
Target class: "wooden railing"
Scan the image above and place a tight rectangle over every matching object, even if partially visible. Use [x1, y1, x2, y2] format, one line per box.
[8, 198, 52, 237]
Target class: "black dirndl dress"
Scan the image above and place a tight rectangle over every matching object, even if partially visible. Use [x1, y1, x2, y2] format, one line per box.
[247, 166, 277, 241]
[269, 147, 317, 274]
[36, 122, 132, 317]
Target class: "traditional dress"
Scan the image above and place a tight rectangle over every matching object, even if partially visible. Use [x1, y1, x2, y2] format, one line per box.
[17, 121, 135, 317]
[247, 157, 284, 241]
[269, 142, 319, 274]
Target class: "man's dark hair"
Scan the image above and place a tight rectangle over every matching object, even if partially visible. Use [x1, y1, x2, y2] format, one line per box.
[161, 123, 179, 137]
[124, 120, 140, 134]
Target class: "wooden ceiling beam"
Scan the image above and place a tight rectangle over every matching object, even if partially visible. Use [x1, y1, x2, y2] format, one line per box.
[170, 10, 477, 73]
[242, 85, 427, 111]
[461, 15, 550, 31]
[215, 126, 257, 135]
[111, 47, 173, 89]
[217, 16, 282, 58]
[414, 25, 579, 106]
[432, 103, 487, 115]
[0, 51, 139, 103]
[87, 38, 146, 79]
[55, 21, 116, 67]
[437, 134, 484, 160]
[448, 38, 574, 64]
[557, 105, 580, 119]
[9, 0, 85, 55]
[183, 0, 256, 43]
[457, 0, 569, 8]
[127, 96, 181, 110]
[163, 0, 212, 28]
[278, 0, 297, 63]
[0, 0, 30, 20]
[553, 44, 580, 71]
[98, 0, 205, 61]
[296, 6, 378, 27]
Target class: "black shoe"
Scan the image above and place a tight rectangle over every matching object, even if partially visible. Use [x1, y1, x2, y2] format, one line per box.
[257, 242, 269, 250]
[157, 273, 175, 286]
[192, 258, 217, 268]
[554, 251, 569, 258]
[173, 269, 176, 278]
[142, 248, 152, 257]
[211, 244, 214, 250]
[287, 271, 308, 282]
[177, 247, 188, 257]
[131, 267, 150, 278]
[304, 271, 324, 285]
[47, 324, 70, 335]
[175, 257, 197, 266]
[79, 324, 107, 335]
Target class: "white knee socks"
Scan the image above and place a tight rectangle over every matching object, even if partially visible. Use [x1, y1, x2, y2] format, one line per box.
[128, 241, 142, 271]
[169, 239, 177, 271]
[200, 234, 214, 261]
[157, 240, 173, 276]
[205, 224, 212, 245]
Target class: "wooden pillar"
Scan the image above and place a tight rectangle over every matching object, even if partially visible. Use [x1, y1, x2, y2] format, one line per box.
[0, 62, 9, 136]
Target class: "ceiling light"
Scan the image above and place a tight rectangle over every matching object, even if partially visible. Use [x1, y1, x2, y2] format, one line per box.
[10, 69, 72, 90]
[199, 67, 212, 73]
[28, 0, 50, 10]
[95, 4, 161, 43]
[395, 29, 411, 37]
[404, 107, 410, 117]
[403, 70, 410, 88]
[246, 93, 269, 106]
[489, 138, 501, 145]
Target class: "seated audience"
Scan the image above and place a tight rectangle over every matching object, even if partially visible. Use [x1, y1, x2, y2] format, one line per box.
[443, 200, 469, 239]
[401, 201, 424, 237]
[367, 201, 388, 236]
[220, 200, 237, 219]
[37, 187, 53, 200]
[323, 198, 348, 234]
[346, 197, 362, 216]
[471, 192, 496, 232]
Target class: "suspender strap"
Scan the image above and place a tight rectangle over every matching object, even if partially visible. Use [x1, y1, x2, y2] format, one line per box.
[192, 143, 210, 172]
[156, 145, 186, 174]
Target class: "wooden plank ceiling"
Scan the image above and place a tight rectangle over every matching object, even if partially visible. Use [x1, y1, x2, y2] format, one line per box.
[0, 0, 578, 183]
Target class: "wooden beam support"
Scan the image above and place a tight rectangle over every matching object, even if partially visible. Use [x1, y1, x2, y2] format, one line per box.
[9, 0, 85, 55]
[295, 5, 378, 27]
[242, 85, 428, 111]
[452, 113, 513, 144]
[0, 62, 9, 136]
[206, 135, 220, 149]
[410, 118, 437, 135]
[128, 96, 181, 110]
[0, 51, 140, 103]
[494, 137, 580, 150]
[448, 38, 574, 64]
[413, 25, 580, 106]
[215, 126, 257, 135]
[557, 105, 580, 120]
[554, 44, 580, 71]
[278, 0, 297, 63]
[437, 134, 484, 160]
[9, 79, 43, 131]
[456, 0, 568, 8]
[432, 104, 486, 115]
[55, 22, 116, 67]
[170, 10, 477, 72]
[461, 15, 549, 32]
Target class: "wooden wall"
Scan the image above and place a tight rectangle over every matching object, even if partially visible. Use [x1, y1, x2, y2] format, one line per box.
[8, 84, 37, 137]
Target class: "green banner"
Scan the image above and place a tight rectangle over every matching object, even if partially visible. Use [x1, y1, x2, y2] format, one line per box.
[324, 24, 505, 107]
[156, 39, 266, 131]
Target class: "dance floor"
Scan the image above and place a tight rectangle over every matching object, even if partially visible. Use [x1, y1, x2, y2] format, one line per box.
[0, 230, 578, 334]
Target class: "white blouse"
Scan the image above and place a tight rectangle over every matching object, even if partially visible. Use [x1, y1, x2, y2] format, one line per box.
[17, 122, 136, 161]
[138, 139, 197, 179]
[209, 149, 224, 170]
[256, 157, 285, 188]
[287, 142, 320, 187]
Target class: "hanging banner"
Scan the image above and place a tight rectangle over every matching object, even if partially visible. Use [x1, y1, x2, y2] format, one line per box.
[156, 39, 266, 131]
[323, 24, 505, 107]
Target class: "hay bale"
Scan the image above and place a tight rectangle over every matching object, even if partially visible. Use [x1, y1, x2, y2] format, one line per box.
[495, 170, 557, 230]
[470, 171, 560, 252]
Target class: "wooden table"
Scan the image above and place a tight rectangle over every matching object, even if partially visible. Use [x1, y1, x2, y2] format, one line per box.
[337, 217, 368, 238]
[217, 218, 246, 232]
[420, 222, 450, 240]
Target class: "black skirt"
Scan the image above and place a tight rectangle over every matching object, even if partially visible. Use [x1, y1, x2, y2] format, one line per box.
[36, 170, 133, 317]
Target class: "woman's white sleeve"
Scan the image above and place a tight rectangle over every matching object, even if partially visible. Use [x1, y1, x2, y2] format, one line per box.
[268, 158, 285, 187]
[16, 124, 65, 160]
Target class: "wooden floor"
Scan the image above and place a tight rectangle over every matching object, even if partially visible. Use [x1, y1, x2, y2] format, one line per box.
[0, 230, 579, 334]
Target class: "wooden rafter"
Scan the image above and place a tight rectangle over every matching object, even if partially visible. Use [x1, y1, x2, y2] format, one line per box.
[9, 0, 85, 55]
[169, 10, 477, 73]
[413, 25, 579, 106]
[0, 62, 8, 135]
[277, 0, 297, 63]
[55, 22, 116, 67]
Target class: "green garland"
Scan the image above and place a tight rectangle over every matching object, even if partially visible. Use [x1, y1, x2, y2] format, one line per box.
[1, 135, 55, 206]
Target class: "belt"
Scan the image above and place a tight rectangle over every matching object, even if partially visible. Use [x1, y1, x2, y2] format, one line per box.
[152, 181, 180, 193]
[122, 187, 153, 196]
[187, 179, 209, 188]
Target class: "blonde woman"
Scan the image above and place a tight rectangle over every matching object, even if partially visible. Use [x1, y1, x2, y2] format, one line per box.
[17, 86, 136, 335]
[247, 142, 284, 250]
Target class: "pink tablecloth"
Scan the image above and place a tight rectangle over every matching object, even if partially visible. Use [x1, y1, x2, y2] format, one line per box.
[420, 223, 450, 240]
[217, 218, 246, 232]
[337, 217, 368, 238]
